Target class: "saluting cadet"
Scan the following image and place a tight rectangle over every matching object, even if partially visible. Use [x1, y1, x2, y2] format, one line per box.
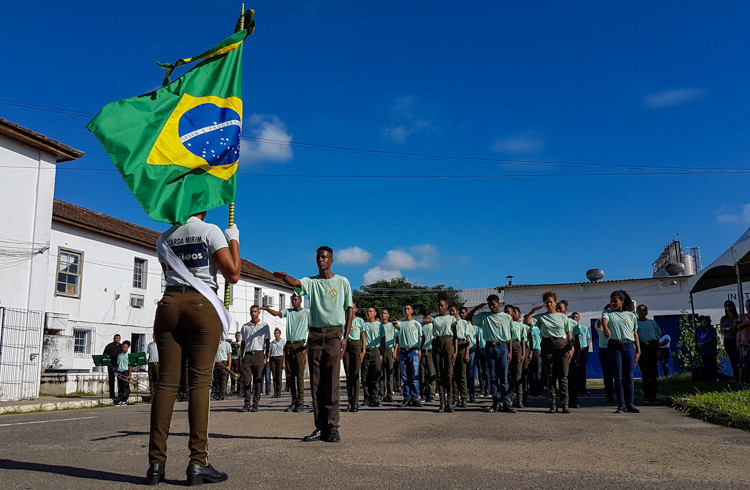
[451, 305, 471, 408]
[636, 304, 661, 403]
[419, 314, 436, 402]
[508, 306, 527, 408]
[263, 293, 311, 413]
[392, 304, 424, 407]
[423, 294, 458, 413]
[273, 246, 354, 443]
[601, 290, 641, 413]
[343, 303, 365, 412]
[467, 295, 514, 413]
[362, 307, 386, 407]
[380, 309, 397, 403]
[524, 291, 576, 414]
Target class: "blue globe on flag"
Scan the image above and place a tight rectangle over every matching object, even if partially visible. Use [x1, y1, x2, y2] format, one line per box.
[178, 103, 241, 167]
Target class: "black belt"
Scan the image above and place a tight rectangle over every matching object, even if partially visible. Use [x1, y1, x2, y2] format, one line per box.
[309, 327, 342, 333]
[348, 339, 362, 343]
[286, 340, 305, 344]
[270, 355, 283, 358]
[366, 347, 380, 352]
[435, 335, 452, 340]
[609, 339, 634, 345]
[486, 341, 506, 346]
[402, 347, 419, 353]
[165, 285, 218, 294]
[422, 348, 432, 352]
[244, 350, 263, 355]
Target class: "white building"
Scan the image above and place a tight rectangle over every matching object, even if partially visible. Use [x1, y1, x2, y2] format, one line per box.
[0, 118, 294, 400]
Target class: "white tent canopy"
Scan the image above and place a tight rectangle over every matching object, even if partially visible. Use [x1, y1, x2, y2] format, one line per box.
[687, 226, 750, 303]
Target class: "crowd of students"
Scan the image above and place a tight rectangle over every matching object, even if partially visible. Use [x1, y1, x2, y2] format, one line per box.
[211, 288, 725, 415]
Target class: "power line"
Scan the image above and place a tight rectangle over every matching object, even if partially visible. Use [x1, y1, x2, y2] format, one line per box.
[2, 97, 748, 175]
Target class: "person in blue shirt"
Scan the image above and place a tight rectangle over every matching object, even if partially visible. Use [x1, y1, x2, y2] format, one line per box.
[695, 315, 718, 382]
[116, 341, 132, 406]
[636, 305, 662, 403]
[568, 312, 590, 408]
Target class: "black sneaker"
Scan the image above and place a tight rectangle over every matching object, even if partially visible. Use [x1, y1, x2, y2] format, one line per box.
[438, 404, 445, 413]
[293, 402, 304, 413]
[250, 404, 259, 412]
[352, 404, 359, 412]
[446, 404, 455, 413]
[625, 405, 640, 413]
[239, 404, 251, 412]
[547, 405, 556, 413]
[400, 400, 410, 407]
[569, 403, 580, 408]
[561, 405, 571, 414]
[284, 403, 296, 413]
[614, 405, 625, 413]
[485, 404, 498, 413]
[412, 399, 423, 407]
[502, 404, 517, 414]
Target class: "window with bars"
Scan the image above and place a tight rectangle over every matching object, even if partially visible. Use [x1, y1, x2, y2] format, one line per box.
[56, 249, 83, 298]
[73, 329, 92, 356]
[133, 257, 148, 289]
[254, 287, 262, 307]
[279, 294, 285, 310]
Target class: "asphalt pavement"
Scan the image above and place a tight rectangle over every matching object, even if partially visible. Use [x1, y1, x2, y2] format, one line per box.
[1, 385, 748, 489]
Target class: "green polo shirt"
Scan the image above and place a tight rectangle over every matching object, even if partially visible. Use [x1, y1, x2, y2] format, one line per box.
[529, 325, 541, 350]
[432, 315, 457, 337]
[364, 321, 385, 349]
[349, 316, 365, 341]
[383, 323, 397, 350]
[511, 321, 527, 342]
[421, 322, 433, 350]
[477, 326, 486, 348]
[530, 312, 576, 339]
[466, 323, 478, 348]
[573, 323, 591, 349]
[456, 319, 469, 342]
[281, 308, 311, 342]
[637, 319, 661, 342]
[298, 274, 352, 328]
[603, 311, 638, 342]
[471, 311, 512, 343]
[396, 320, 423, 350]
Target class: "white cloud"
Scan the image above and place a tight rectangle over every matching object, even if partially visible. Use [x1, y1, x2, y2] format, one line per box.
[492, 131, 545, 155]
[718, 204, 750, 224]
[240, 114, 293, 164]
[337, 246, 371, 265]
[642, 89, 704, 109]
[363, 266, 403, 285]
[381, 95, 437, 144]
[379, 244, 439, 270]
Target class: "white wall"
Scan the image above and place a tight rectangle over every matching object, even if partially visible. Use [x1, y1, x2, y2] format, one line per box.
[0, 134, 57, 312]
[225, 277, 291, 340]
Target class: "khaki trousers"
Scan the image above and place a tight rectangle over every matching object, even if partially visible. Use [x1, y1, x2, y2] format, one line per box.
[419, 349, 436, 397]
[148, 290, 221, 466]
[343, 340, 362, 404]
[452, 341, 468, 401]
[432, 337, 455, 405]
[284, 341, 306, 404]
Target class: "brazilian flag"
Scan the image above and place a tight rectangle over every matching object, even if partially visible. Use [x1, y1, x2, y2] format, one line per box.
[88, 24, 252, 225]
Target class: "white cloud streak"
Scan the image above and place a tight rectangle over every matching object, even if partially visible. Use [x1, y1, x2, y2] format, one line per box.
[718, 204, 750, 224]
[363, 266, 403, 285]
[240, 114, 293, 164]
[492, 131, 545, 155]
[380, 95, 437, 144]
[337, 246, 372, 265]
[379, 244, 439, 270]
[642, 88, 704, 109]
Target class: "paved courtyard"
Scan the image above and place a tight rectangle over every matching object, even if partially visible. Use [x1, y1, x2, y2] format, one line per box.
[1, 386, 748, 489]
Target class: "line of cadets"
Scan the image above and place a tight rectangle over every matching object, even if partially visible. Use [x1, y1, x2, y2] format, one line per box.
[223, 289, 651, 414]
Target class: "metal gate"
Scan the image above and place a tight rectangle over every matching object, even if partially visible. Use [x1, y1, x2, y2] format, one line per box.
[0, 307, 44, 401]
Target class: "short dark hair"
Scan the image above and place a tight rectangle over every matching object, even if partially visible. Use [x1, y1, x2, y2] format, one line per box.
[274, 328, 281, 335]
[437, 292, 448, 302]
[558, 299, 568, 308]
[317, 246, 333, 256]
[122, 340, 131, 346]
[250, 305, 260, 310]
[487, 294, 500, 303]
[542, 291, 557, 302]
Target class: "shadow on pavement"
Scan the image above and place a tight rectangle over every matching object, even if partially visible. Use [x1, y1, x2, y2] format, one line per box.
[90, 430, 299, 441]
[0, 458, 144, 484]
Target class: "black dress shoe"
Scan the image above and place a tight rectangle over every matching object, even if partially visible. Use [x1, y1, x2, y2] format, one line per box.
[302, 429, 323, 442]
[326, 430, 340, 443]
[284, 403, 295, 413]
[412, 399, 423, 407]
[352, 404, 359, 412]
[146, 463, 165, 486]
[186, 463, 227, 486]
[239, 404, 251, 412]
[446, 404, 455, 413]
[293, 403, 304, 412]
[250, 404, 259, 412]
[548, 405, 556, 413]
[614, 405, 625, 413]
[625, 405, 641, 413]
[570, 403, 580, 408]
[438, 404, 445, 413]
[561, 405, 571, 414]
[400, 400, 410, 407]
[485, 404, 498, 413]
[502, 404, 517, 414]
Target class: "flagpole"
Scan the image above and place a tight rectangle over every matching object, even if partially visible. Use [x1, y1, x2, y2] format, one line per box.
[224, 2, 245, 311]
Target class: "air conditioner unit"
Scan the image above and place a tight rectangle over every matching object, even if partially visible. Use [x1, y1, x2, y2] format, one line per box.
[262, 295, 274, 307]
[130, 294, 145, 308]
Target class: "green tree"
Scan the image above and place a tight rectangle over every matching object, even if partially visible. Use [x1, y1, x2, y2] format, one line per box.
[352, 278, 464, 319]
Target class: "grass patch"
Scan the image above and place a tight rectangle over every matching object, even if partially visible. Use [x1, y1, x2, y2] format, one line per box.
[638, 374, 750, 431]
[39, 392, 96, 398]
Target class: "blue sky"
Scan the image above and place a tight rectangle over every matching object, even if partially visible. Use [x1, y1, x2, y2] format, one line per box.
[3, 1, 750, 289]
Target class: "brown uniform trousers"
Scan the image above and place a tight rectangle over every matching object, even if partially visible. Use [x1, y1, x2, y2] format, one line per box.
[148, 362, 159, 400]
[307, 329, 342, 432]
[541, 336, 571, 407]
[284, 341, 306, 405]
[148, 290, 222, 466]
[242, 351, 265, 406]
[432, 337, 455, 405]
[420, 349, 436, 398]
[343, 339, 362, 405]
[452, 341, 468, 402]
[212, 361, 228, 399]
[380, 347, 395, 397]
[269, 355, 284, 394]
[509, 339, 524, 403]
[361, 347, 382, 403]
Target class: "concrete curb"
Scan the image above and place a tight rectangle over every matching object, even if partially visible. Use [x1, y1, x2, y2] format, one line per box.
[0, 396, 145, 415]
